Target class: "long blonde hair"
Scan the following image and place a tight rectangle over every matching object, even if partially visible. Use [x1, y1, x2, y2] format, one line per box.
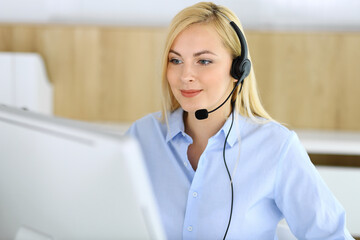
[161, 2, 272, 122]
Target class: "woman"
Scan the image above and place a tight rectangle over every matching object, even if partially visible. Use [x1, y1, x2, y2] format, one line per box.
[127, 2, 353, 239]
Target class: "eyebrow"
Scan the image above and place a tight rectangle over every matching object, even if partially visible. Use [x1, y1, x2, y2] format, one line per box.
[169, 49, 217, 57]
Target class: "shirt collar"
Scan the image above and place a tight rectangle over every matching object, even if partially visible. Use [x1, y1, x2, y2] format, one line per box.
[217, 112, 243, 147]
[165, 108, 244, 147]
[165, 108, 185, 142]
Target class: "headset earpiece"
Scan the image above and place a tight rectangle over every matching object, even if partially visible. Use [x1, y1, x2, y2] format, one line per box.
[228, 21, 251, 83]
[230, 57, 251, 83]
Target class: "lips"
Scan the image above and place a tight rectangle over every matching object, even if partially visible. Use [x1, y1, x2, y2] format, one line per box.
[180, 89, 202, 98]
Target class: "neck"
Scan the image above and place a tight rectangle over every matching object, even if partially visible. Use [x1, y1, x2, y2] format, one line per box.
[183, 99, 233, 171]
[184, 101, 232, 143]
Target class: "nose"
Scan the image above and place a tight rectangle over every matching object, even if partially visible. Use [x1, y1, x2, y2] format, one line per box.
[180, 63, 195, 83]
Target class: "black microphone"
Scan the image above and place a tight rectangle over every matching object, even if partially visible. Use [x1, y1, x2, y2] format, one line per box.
[195, 81, 242, 120]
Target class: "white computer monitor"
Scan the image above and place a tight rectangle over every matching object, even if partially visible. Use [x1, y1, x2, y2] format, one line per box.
[0, 104, 165, 240]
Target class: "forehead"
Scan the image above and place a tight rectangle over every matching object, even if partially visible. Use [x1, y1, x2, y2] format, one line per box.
[170, 23, 229, 55]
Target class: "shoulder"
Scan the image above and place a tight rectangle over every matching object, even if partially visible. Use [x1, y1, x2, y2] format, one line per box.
[126, 111, 166, 138]
[241, 116, 293, 142]
[238, 116, 301, 155]
[131, 111, 162, 128]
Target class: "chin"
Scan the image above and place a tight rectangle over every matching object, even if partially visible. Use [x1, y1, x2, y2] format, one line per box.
[180, 107, 197, 114]
[175, 98, 199, 113]
[178, 104, 201, 114]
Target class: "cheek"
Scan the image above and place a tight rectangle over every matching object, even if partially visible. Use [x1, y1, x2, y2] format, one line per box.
[166, 67, 174, 85]
[166, 66, 179, 93]
[203, 67, 231, 88]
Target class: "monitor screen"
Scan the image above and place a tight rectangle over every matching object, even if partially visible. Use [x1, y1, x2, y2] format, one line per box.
[0, 105, 165, 240]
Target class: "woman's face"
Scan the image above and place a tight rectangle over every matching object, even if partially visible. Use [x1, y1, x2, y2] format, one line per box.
[167, 23, 234, 115]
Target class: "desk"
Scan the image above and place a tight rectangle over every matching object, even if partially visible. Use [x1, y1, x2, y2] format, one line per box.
[295, 129, 360, 155]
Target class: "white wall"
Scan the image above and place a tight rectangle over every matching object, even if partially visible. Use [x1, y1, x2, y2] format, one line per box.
[0, 0, 360, 30]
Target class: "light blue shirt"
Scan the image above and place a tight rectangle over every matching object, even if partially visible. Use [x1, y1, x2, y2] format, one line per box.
[126, 108, 353, 240]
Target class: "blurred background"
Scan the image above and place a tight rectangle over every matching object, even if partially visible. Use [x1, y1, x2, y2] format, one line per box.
[0, 0, 359, 237]
[1, 0, 359, 128]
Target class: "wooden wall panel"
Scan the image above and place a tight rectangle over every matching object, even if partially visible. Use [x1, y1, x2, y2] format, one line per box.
[0, 26, 12, 49]
[39, 27, 78, 119]
[341, 35, 360, 130]
[0, 24, 359, 130]
[0, 24, 166, 122]
[247, 32, 360, 130]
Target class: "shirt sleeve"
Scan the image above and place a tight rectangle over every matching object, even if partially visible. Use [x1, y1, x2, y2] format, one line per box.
[274, 132, 354, 239]
[126, 122, 136, 137]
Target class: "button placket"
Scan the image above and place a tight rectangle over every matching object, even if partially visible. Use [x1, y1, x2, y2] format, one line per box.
[183, 142, 211, 238]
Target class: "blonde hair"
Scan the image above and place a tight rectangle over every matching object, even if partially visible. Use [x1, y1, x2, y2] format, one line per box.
[161, 2, 272, 122]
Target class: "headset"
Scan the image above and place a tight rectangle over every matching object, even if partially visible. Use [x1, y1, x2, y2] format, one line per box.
[194, 12, 252, 240]
[194, 14, 251, 120]
[229, 22, 251, 83]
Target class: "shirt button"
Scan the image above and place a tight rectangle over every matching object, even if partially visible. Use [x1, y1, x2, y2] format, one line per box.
[192, 192, 198, 198]
[184, 162, 188, 167]
[187, 226, 193, 232]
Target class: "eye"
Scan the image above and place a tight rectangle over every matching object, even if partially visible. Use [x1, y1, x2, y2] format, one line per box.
[169, 58, 183, 65]
[198, 59, 212, 65]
